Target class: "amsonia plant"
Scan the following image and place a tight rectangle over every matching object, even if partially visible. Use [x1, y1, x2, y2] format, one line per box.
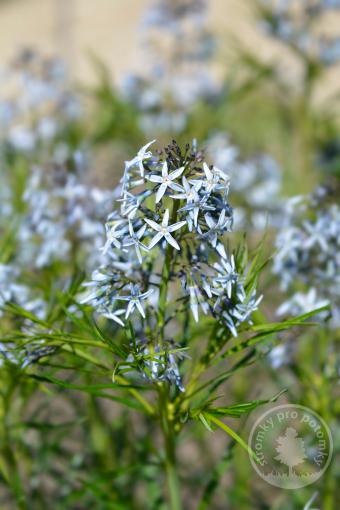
[1, 140, 321, 510]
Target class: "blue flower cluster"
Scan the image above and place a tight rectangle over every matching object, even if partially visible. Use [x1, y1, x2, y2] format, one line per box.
[82, 140, 263, 389]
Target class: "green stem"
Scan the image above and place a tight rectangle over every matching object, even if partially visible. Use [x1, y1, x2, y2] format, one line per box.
[164, 431, 182, 510]
[159, 385, 182, 510]
[158, 201, 180, 342]
[0, 379, 27, 510]
[156, 194, 183, 509]
[158, 240, 173, 341]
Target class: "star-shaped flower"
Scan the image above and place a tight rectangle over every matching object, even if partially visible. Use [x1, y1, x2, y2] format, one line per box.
[191, 162, 230, 194]
[213, 255, 238, 298]
[178, 185, 214, 228]
[102, 217, 126, 252]
[277, 288, 329, 317]
[120, 162, 144, 193]
[304, 220, 329, 252]
[122, 221, 148, 263]
[203, 163, 230, 193]
[118, 192, 141, 219]
[203, 210, 232, 247]
[102, 308, 126, 327]
[145, 209, 186, 250]
[125, 139, 156, 177]
[117, 190, 153, 219]
[117, 284, 154, 319]
[188, 285, 209, 322]
[147, 161, 185, 203]
[231, 292, 263, 323]
[171, 177, 203, 230]
[171, 176, 202, 202]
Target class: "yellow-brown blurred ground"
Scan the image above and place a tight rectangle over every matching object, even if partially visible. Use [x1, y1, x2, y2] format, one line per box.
[0, 0, 339, 103]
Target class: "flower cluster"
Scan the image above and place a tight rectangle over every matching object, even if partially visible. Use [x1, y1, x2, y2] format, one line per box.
[0, 263, 47, 318]
[208, 134, 282, 230]
[122, 0, 219, 134]
[82, 140, 263, 389]
[273, 188, 340, 326]
[123, 339, 187, 391]
[259, 0, 340, 66]
[17, 159, 113, 270]
[0, 263, 48, 366]
[0, 48, 80, 154]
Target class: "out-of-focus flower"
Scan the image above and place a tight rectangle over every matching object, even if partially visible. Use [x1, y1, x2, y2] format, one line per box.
[0, 262, 51, 367]
[121, 0, 220, 135]
[0, 264, 30, 315]
[258, 0, 340, 66]
[277, 288, 330, 318]
[208, 134, 283, 230]
[0, 48, 81, 154]
[273, 190, 340, 327]
[17, 162, 113, 271]
[267, 344, 290, 369]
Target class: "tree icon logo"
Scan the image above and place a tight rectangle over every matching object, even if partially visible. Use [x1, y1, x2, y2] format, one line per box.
[274, 427, 307, 477]
[248, 404, 333, 489]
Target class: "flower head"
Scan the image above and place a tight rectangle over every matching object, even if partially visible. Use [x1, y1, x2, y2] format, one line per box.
[273, 190, 340, 327]
[81, 140, 262, 389]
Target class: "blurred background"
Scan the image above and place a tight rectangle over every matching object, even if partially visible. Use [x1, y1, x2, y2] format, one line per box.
[0, 0, 340, 90]
[2, 0, 275, 80]
[1, 0, 340, 96]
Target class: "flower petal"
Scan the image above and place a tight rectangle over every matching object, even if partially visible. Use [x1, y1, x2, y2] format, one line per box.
[148, 175, 163, 183]
[148, 232, 164, 249]
[162, 209, 170, 227]
[162, 161, 168, 177]
[145, 218, 161, 231]
[169, 166, 185, 180]
[168, 220, 186, 232]
[156, 183, 167, 203]
[203, 162, 213, 180]
[165, 233, 180, 250]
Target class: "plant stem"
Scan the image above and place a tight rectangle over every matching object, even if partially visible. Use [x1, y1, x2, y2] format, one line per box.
[159, 385, 182, 510]
[156, 198, 182, 508]
[158, 200, 180, 342]
[164, 430, 182, 510]
[158, 240, 173, 341]
[0, 379, 27, 510]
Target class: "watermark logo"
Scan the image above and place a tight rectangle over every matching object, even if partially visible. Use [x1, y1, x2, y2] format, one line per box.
[248, 404, 333, 489]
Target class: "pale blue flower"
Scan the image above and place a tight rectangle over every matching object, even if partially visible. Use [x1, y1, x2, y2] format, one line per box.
[147, 161, 184, 203]
[145, 208, 186, 250]
[126, 139, 156, 177]
[118, 284, 154, 319]
[122, 221, 148, 263]
[102, 309, 126, 327]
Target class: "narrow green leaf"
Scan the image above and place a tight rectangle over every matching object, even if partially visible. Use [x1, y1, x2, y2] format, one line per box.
[29, 374, 144, 411]
[205, 389, 286, 417]
[198, 412, 213, 432]
[204, 413, 259, 463]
